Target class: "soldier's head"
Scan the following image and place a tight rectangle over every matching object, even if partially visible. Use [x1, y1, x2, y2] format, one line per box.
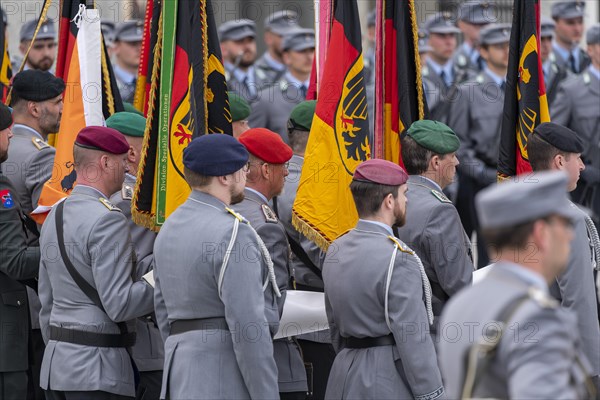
[424, 12, 460, 65]
[114, 20, 143, 72]
[0, 104, 13, 163]
[540, 17, 556, 63]
[238, 128, 292, 200]
[282, 28, 315, 81]
[479, 23, 510, 74]
[367, 9, 376, 45]
[477, 171, 577, 280]
[219, 20, 258, 69]
[552, 1, 585, 48]
[418, 30, 432, 65]
[228, 92, 251, 139]
[457, 1, 494, 46]
[264, 10, 299, 61]
[586, 23, 600, 68]
[101, 19, 117, 58]
[106, 112, 147, 176]
[401, 120, 460, 189]
[350, 159, 409, 228]
[10, 70, 64, 138]
[287, 100, 316, 156]
[183, 134, 249, 205]
[19, 19, 57, 72]
[527, 123, 584, 192]
[73, 126, 130, 196]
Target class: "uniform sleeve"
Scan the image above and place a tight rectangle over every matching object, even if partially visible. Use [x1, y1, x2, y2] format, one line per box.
[324, 290, 343, 353]
[256, 222, 289, 316]
[153, 266, 169, 343]
[38, 259, 52, 344]
[388, 251, 445, 400]
[247, 91, 269, 130]
[550, 81, 573, 127]
[89, 211, 154, 322]
[218, 223, 279, 400]
[27, 147, 55, 210]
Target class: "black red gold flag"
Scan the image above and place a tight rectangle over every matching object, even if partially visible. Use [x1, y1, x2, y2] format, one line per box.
[0, 3, 12, 103]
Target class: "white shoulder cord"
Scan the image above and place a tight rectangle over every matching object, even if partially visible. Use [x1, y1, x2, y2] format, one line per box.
[583, 214, 600, 271]
[385, 237, 434, 330]
[218, 217, 240, 300]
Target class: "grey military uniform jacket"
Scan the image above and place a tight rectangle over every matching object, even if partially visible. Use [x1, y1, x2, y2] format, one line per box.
[248, 76, 307, 143]
[38, 185, 154, 397]
[110, 174, 163, 372]
[225, 64, 268, 104]
[438, 262, 594, 398]
[544, 55, 571, 106]
[323, 220, 444, 400]
[234, 188, 308, 393]
[396, 176, 473, 326]
[255, 52, 288, 85]
[153, 190, 278, 400]
[551, 46, 591, 75]
[453, 45, 483, 76]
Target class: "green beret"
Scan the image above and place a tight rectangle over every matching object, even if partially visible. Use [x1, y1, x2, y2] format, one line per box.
[288, 100, 316, 132]
[228, 92, 251, 122]
[106, 112, 147, 138]
[123, 102, 144, 116]
[407, 120, 460, 154]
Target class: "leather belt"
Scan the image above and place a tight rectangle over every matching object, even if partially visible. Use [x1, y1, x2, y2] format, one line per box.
[170, 317, 228, 336]
[345, 334, 396, 349]
[49, 325, 136, 348]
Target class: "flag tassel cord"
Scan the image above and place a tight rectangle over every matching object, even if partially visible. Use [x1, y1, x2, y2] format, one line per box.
[408, 0, 425, 120]
[291, 210, 331, 252]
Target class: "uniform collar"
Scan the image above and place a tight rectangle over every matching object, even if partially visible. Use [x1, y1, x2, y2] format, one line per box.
[12, 124, 44, 140]
[484, 67, 505, 86]
[284, 71, 310, 88]
[427, 59, 454, 84]
[408, 175, 443, 192]
[71, 184, 110, 199]
[189, 189, 228, 210]
[114, 64, 136, 85]
[263, 52, 286, 72]
[588, 65, 600, 81]
[552, 40, 579, 65]
[125, 173, 136, 183]
[492, 261, 548, 293]
[245, 187, 269, 204]
[226, 63, 256, 86]
[356, 219, 394, 236]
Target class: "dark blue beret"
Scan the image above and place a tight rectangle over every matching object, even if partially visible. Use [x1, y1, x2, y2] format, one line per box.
[532, 122, 584, 154]
[12, 70, 65, 102]
[183, 134, 249, 176]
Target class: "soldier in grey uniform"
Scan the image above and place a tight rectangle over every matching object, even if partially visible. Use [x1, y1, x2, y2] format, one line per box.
[438, 171, 596, 398]
[551, 1, 590, 74]
[219, 20, 267, 103]
[0, 103, 41, 400]
[249, 29, 315, 143]
[17, 19, 57, 72]
[323, 159, 444, 400]
[229, 91, 251, 139]
[153, 134, 279, 400]
[453, 1, 492, 75]
[106, 112, 163, 400]
[39, 126, 155, 399]
[234, 127, 308, 399]
[113, 21, 143, 104]
[396, 120, 473, 335]
[552, 24, 600, 225]
[363, 10, 376, 87]
[255, 10, 300, 84]
[540, 17, 570, 106]
[446, 23, 511, 268]
[527, 123, 600, 387]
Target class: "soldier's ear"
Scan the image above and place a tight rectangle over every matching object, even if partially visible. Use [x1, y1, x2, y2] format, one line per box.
[28, 101, 40, 118]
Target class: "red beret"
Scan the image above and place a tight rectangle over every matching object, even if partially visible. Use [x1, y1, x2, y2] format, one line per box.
[353, 159, 408, 186]
[238, 128, 293, 164]
[75, 126, 130, 155]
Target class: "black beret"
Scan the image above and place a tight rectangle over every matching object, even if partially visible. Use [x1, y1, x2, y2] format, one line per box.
[183, 134, 249, 176]
[532, 122, 583, 154]
[12, 70, 65, 102]
[0, 103, 12, 131]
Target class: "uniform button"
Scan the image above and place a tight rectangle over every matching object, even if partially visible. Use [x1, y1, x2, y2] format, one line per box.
[17, 300, 21, 306]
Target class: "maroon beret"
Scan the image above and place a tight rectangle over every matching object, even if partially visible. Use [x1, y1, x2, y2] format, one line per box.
[238, 128, 293, 164]
[353, 159, 408, 186]
[74, 126, 130, 154]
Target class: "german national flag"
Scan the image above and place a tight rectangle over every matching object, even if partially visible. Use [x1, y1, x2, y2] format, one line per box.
[132, 0, 231, 230]
[374, 0, 426, 165]
[498, 0, 549, 179]
[133, 0, 158, 115]
[292, 0, 369, 250]
[0, 4, 12, 103]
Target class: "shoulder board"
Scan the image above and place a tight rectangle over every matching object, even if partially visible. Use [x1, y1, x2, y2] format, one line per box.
[387, 235, 413, 255]
[261, 203, 278, 223]
[121, 184, 134, 201]
[31, 137, 50, 151]
[431, 189, 452, 203]
[527, 287, 558, 309]
[225, 206, 247, 223]
[99, 197, 121, 212]
[583, 72, 591, 85]
[456, 54, 467, 67]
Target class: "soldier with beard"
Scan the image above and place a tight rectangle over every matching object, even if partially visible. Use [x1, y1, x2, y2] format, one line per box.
[18, 19, 57, 73]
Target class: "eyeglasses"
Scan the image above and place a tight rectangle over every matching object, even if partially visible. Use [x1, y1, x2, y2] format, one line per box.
[246, 161, 290, 170]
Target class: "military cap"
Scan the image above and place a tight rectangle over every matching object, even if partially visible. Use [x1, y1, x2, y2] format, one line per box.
[20, 18, 56, 42]
[407, 120, 460, 154]
[106, 112, 146, 138]
[418, 30, 433, 53]
[218, 19, 256, 42]
[115, 20, 143, 42]
[476, 171, 579, 229]
[101, 19, 116, 43]
[541, 17, 556, 38]
[458, 1, 494, 25]
[367, 9, 376, 28]
[424, 12, 460, 35]
[75, 126, 130, 154]
[353, 159, 409, 186]
[288, 100, 316, 132]
[479, 23, 511, 45]
[12, 70, 65, 102]
[551, 1, 585, 19]
[282, 28, 315, 52]
[183, 134, 249, 176]
[265, 10, 299, 36]
[0, 103, 12, 131]
[228, 92, 251, 122]
[123, 102, 144, 116]
[586, 23, 600, 45]
[532, 122, 583, 154]
[239, 128, 293, 164]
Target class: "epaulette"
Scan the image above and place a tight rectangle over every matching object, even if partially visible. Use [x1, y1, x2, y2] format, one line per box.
[225, 206, 247, 223]
[431, 189, 452, 203]
[121, 183, 134, 201]
[261, 204, 278, 223]
[99, 197, 121, 212]
[31, 137, 50, 151]
[387, 235, 413, 255]
[528, 287, 558, 309]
